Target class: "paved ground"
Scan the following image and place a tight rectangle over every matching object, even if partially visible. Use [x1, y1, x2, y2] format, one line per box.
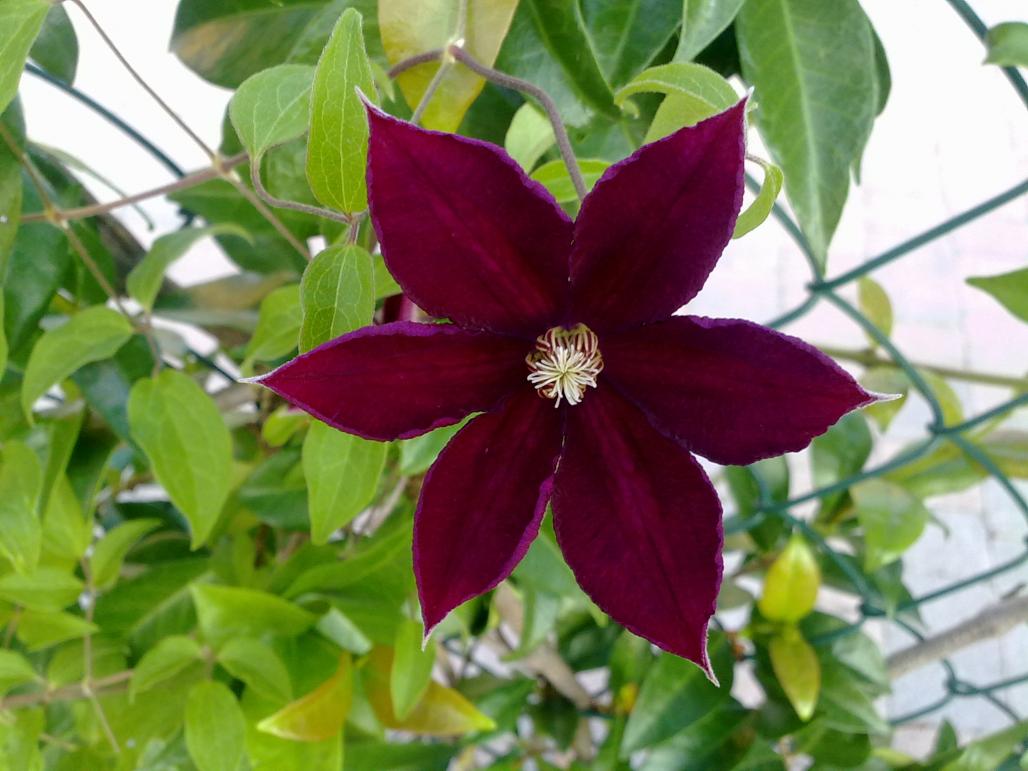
[19, 0, 1028, 756]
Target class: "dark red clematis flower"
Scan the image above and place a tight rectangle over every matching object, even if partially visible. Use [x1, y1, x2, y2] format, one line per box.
[256, 100, 875, 677]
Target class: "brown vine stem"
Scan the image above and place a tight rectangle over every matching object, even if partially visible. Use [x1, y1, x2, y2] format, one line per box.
[66, 1, 308, 260]
[819, 344, 1028, 390]
[387, 49, 445, 79]
[249, 155, 352, 226]
[0, 671, 132, 711]
[21, 153, 249, 223]
[80, 556, 121, 753]
[447, 46, 587, 202]
[68, 0, 216, 159]
[0, 124, 164, 366]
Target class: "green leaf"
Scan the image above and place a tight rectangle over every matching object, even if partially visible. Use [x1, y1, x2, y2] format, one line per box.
[758, 532, 820, 623]
[16, 609, 96, 651]
[737, 0, 877, 264]
[391, 619, 435, 721]
[229, 64, 315, 160]
[399, 422, 463, 475]
[315, 606, 373, 654]
[185, 680, 247, 771]
[858, 276, 893, 341]
[818, 662, 889, 735]
[40, 476, 88, 566]
[308, 8, 377, 214]
[28, 4, 78, 85]
[191, 584, 317, 645]
[129, 635, 203, 701]
[0, 567, 82, 611]
[811, 412, 871, 520]
[968, 266, 1028, 324]
[921, 369, 964, 427]
[382, 0, 519, 132]
[171, 0, 335, 89]
[21, 306, 134, 418]
[169, 179, 308, 275]
[852, 479, 929, 571]
[245, 284, 302, 366]
[614, 61, 738, 108]
[985, 22, 1028, 68]
[938, 720, 1028, 771]
[4, 233, 70, 351]
[621, 638, 733, 755]
[580, 0, 681, 88]
[504, 102, 555, 171]
[675, 0, 746, 62]
[127, 225, 250, 313]
[127, 370, 234, 548]
[0, 0, 50, 115]
[617, 62, 738, 144]
[262, 406, 309, 447]
[0, 440, 43, 574]
[300, 244, 375, 352]
[72, 335, 155, 445]
[0, 649, 38, 693]
[495, 0, 619, 126]
[733, 158, 783, 239]
[530, 158, 609, 203]
[0, 114, 21, 275]
[768, 627, 820, 721]
[217, 637, 293, 702]
[303, 420, 387, 544]
[91, 518, 162, 591]
[258, 654, 353, 741]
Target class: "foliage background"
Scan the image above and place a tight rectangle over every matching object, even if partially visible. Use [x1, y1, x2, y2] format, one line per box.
[0, 0, 1026, 768]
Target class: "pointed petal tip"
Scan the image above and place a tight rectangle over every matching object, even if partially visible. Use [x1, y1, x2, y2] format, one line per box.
[865, 389, 903, 405]
[237, 372, 269, 386]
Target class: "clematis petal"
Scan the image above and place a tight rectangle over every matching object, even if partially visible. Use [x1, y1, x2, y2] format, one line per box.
[569, 101, 746, 333]
[366, 104, 573, 338]
[602, 315, 878, 466]
[415, 388, 564, 634]
[256, 321, 528, 441]
[552, 387, 722, 673]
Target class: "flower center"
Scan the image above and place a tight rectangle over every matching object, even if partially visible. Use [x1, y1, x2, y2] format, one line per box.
[526, 323, 603, 407]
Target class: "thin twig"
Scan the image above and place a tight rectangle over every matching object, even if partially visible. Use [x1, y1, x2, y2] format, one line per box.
[68, 0, 216, 159]
[21, 153, 249, 223]
[81, 557, 120, 753]
[249, 157, 352, 225]
[447, 46, 587, 201]
[226, 169, 310, 260]
[819, 344, 1028, 390]
[887, 594, 1028, 678]
[410, 60, 453, 125]
[388, 49, 444, 79]
[0, 671, 132, 710]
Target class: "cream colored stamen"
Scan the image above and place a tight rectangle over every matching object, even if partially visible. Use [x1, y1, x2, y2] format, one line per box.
[526, 324, 603, 407]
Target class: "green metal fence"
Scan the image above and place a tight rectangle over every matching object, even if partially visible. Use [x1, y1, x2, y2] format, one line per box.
[725, 0, 1028, 729]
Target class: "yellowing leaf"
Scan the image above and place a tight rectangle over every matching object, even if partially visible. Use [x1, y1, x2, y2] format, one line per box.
[365, 647, 495, 735]
[258, 654, 352, 742]
[769, 627, 820, 721]
[380, 0, 519, 131]
[758, 532, 820, 623]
